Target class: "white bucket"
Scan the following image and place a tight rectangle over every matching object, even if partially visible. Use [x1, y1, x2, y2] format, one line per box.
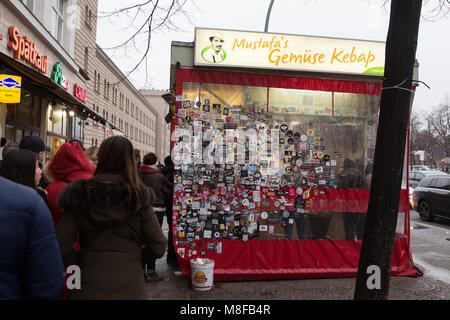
[190, 258, 214, 291]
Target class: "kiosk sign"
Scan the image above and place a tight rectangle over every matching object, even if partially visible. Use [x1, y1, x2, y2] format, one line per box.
[0, 74, 22, 103]
[194, 28, 385, 76]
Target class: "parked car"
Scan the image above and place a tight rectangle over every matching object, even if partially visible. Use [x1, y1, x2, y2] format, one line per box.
[410, 165, 431, 171]
[409, 186, 414, 209]
[411, 175, 450, 221]
[409, 170, 447, 188]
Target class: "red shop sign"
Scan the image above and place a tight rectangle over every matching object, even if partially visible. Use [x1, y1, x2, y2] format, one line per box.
[73, 83, 86, 103]
[7, 26, 49, 74]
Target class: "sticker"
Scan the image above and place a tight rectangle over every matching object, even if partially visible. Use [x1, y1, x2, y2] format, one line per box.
[177, 247, 185, 258]
[307, 129, 314, 136]
[296, 187, 303, 195]
[280, 124, 288, 132]
[294, 132, 301, 140]
[261, 212, 268, 219]
[203, 230, 212, 239]
[259, 225, 268, 232]
[301, 134, 308, 142]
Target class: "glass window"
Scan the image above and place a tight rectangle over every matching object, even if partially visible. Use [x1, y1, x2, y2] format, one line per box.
[434, 177, 450, 190]
[84, 48, 89, 73]
[174, 81, 381, 241]
[72, 117, 84, 141]
[52, 107, 63, 135]
[21, 0, 34, 11]
[50, 0, 64, 42]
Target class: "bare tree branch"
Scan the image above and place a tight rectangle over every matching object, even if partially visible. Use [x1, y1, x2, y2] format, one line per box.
[98, 0, 193, 87]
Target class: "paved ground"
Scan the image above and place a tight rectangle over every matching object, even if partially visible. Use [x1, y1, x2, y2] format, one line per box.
[146, 219, 450, 301]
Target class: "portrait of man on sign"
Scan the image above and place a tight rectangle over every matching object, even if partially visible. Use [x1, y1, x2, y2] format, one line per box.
[201, 32, 226, 63]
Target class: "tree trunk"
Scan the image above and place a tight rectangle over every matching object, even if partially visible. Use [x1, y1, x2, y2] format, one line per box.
[354, 0, 422, 300]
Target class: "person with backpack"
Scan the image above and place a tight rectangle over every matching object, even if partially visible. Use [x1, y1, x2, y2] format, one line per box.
[55, 136, 167, 299]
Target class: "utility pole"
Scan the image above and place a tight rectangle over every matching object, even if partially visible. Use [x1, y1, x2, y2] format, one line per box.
[354, 0, 422, 300]
[264, 0, 275, 32]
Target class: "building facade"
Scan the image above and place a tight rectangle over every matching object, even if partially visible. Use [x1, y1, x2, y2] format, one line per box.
[74, 0, 165, 159]
[1, 0, 168, 162]
[140, 89, 171, 160]
[0, 0, 99, 160]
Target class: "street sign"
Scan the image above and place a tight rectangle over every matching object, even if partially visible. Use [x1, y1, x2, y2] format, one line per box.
[0, 74, 22, 103]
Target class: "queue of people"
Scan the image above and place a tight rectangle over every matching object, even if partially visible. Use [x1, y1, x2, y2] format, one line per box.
[0, 135, 175, 300]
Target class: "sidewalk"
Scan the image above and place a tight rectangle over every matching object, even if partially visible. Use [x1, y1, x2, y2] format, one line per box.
[146, 222, 450, 300]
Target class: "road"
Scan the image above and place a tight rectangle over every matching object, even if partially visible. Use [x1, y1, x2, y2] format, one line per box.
[409, 209, 450, 284]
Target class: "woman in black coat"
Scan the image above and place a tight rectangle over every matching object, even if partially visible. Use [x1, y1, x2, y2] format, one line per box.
[56, 136, 167, 300]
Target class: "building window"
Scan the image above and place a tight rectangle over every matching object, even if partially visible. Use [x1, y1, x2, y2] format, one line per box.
[104, 80, 107, 98]
[85, 5, 93, 28]
[50, 0, 64, 42]
[97, 73, 100, 93]
[84, 47, 89, 74]
[126, 98, 129, 114]
[131, 103, 134, 117]
[94, 70, 97, 90]
[21, 0, 34, 11]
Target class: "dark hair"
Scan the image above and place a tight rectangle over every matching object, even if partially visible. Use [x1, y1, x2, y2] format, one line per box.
[143, 152, 157, 166]
[0, 149, 37, 188]
[0, 137, 6, 147]
[2, 143, 19, 159]
[164, 155, 173, 167]
[95, 136, 147, 212]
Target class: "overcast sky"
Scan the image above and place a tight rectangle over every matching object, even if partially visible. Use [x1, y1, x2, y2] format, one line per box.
[97, 0, 450, 116]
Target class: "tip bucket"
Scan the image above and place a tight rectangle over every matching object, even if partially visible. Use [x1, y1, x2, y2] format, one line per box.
[190, 258, 214, 291]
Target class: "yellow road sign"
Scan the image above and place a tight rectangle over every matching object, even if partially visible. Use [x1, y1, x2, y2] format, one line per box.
[0, 74, 22, 103]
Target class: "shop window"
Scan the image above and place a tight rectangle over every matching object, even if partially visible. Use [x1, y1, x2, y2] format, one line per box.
[174, 81, 381, 241]
[72, 117, 84, 141]
[48, 106, 67, 136]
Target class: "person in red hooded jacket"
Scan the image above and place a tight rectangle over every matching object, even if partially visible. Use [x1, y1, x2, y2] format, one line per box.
[46, 141, 95, 228]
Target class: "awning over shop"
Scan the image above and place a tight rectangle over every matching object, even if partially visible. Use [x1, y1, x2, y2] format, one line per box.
[0, 52, 119, 131]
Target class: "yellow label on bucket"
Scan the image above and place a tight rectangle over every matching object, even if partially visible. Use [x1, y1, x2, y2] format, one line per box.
[194, 271, 207, 283]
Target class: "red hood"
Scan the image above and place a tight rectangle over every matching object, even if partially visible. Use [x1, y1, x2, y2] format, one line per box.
[139, 166, 159, 174]
[49, 142, 95, 182]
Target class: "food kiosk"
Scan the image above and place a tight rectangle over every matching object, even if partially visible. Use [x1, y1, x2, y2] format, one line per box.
[169, 28, 417, 281]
